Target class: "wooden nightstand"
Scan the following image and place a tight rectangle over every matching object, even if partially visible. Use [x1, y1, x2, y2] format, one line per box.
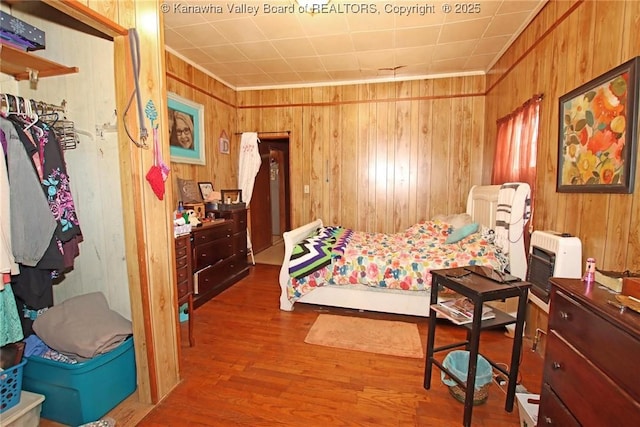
[424, 267, 530, 427]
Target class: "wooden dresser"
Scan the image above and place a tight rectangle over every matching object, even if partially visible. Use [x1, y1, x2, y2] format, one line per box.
[190, 208, 250, 308]
[538, 278, 640, 426]
[174, 234, 194, 346]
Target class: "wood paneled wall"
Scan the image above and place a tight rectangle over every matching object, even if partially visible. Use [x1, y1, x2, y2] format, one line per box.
[237, 77, 487, 233]
[166, 53, 487, 234]
[165, 53, 238, 198]
[485, 0, 640, 272]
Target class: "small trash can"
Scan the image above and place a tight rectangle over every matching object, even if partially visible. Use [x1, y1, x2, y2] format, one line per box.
[179, 303, 189, 323]
[441, 350, 493, 405]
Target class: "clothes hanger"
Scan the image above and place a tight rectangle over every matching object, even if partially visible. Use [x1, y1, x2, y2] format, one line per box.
[0, 94, 9, 116]
[23, 96, 40, 132]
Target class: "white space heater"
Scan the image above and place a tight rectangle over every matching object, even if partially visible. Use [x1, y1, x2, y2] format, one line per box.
[527, 231, 582, 313]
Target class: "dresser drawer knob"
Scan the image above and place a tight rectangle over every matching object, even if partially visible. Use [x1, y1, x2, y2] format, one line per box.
[559, 311, 570, 320]
[552, 361, 562, 370]
[544, 416, 553, 424]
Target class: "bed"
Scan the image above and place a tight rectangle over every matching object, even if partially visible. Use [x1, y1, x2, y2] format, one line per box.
[279, 183, 531, 317]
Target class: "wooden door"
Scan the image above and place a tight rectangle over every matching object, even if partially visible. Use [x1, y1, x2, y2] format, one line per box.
[250, 149, 272, 254]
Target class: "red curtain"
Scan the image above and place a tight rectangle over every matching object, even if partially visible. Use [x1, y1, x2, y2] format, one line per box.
[492, 95, 542, 245]
[491, 95, 542, 188]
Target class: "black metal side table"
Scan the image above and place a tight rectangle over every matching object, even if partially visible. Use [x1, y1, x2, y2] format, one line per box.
[423, 267, 530, 427]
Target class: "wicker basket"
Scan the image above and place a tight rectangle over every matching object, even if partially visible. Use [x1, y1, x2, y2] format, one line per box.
[441, 350, 492, 406]
[448, 383, 490, 406]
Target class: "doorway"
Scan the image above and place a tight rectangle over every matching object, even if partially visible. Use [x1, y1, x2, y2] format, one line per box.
[250, 137, 291, 255]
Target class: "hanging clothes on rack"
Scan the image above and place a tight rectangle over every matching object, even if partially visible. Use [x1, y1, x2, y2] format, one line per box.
[0, 94, 83, 336]
[0, 124, 23, 347]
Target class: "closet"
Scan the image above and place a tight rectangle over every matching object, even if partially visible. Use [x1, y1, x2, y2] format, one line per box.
[1, 0, 181, 408]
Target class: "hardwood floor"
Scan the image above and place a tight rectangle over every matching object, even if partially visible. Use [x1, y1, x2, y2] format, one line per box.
[43, 264, 544, 426]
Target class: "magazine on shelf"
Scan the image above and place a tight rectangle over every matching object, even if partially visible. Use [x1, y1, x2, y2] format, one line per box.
[432, 297, 495, 325]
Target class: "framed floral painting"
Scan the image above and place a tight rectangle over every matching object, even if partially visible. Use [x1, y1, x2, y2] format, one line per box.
[557, 57, 639, 193]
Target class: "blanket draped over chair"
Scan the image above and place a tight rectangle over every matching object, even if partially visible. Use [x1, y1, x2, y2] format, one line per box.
[495, 182, 532, 255]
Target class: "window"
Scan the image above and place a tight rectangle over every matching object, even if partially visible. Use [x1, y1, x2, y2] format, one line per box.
[492, 94, 542, 226]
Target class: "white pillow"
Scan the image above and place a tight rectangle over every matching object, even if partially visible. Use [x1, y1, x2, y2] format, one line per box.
[432, 213, 472, 229]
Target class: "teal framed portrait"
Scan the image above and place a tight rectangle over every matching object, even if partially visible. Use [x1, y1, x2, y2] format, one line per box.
[168, 92, 205, 165]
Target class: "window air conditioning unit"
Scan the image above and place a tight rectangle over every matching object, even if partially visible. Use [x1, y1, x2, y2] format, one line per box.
[527, 231, 582, 313]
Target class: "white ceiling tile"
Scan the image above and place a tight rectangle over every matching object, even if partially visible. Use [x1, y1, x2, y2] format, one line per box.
[286, 57, 326, 72]
[473, 35, 512, 55]
[443, 0, 502, 22]
[308, 34, 355, 55]
[394, 46, 436, 66]
[393, 4, 445, 28]
[395, 27, 441, 48]
[267, 72, 305, 83]
[328, 69, 374, 81]
[174, 48, 216, 64]
[431, 57, 470, 73]
[252, 15, 307, 39]
[161, 1, 209, 28]
[172, 23, 225, 47]
[222, 61, 265, 75]
[297, 70, 334, 82]
[163, 0, 547, 89]
[351, 31, 394, 52]
[200, 44, 247, 62]
[320, 53, 360, 71]
[438, 18, 493, 43]
[272, 38, 317, 58]
[484, 11, 535, 37]
[235, 41, 281, 60]
[211, 18, 268, 43]
[432, 41, 478, 61]
[346, 12, 394, 32]
[498, 0, 544, 14]
[164, 28, 195, 50]
[297, 13, 350, 36]
[464, 54, 496, 71]
[254, 59, 295, 73]
[357, 50, 397, 71]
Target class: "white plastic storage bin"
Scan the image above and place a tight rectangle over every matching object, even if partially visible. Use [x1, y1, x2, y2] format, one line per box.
[516, 393, 539, 427]
[0, 391, 45, 427]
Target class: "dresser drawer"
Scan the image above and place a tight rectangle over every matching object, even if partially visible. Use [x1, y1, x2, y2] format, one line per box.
[228, 254, 247, 275]
[175, 244, 188, 259]
[538, 383, 579, 427]
[175, 234, 189, 250]
[194, 240, 233, 271]
[175, 254, 189, 270]
[544, 331, 640, 426]
[230, 209, 247, 234]
[550, 290, 640, 401]
[177, 278, 190, 300]
[195, 257, 234, 296]
[192, 223, 233, 246]
[176, 263, 190, 284]
[232, 232, 248, 258]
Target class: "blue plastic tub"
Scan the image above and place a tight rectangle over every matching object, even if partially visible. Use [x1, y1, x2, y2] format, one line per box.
[22, 337, 136, 426]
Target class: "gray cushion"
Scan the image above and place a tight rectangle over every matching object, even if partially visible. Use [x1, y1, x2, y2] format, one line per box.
[33, 292, 132, 360]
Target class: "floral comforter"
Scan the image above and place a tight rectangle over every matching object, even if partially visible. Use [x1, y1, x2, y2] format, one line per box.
[286, 220, 507, 303]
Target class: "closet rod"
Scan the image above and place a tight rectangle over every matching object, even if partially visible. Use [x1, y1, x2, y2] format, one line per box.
[234, 130, 290, 136]
[0, 93, 66, 114]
